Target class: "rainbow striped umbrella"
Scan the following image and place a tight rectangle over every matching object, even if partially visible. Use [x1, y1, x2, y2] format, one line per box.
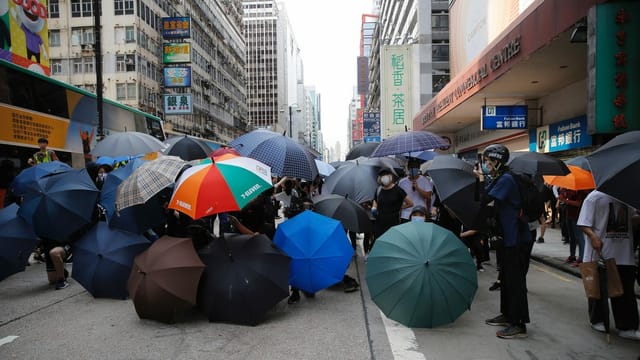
[168, 156, 272, 219]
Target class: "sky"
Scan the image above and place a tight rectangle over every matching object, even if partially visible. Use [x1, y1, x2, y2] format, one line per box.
[279, 0, 375, 158]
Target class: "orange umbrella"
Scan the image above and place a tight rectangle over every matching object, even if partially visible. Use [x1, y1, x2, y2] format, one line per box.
[543, 165, 595, 190]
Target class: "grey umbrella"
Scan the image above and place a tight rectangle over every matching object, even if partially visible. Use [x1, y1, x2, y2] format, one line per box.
[92, 132, 166, 157]
[312, 194, 373, 233]
[322, 162, 381, 204]
[508, 151, 570, 177]
[345, 142, 380, 160]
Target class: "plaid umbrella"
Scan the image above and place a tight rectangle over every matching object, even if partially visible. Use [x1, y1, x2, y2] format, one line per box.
[229, 129, 319, 180]
[370, 131, 449, 157]
[92, 131, 166, 157]
[116, 156, 188, 211]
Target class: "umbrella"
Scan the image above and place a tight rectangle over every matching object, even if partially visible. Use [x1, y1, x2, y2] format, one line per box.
[273, 210, 354, 293]
[127, 235, 205, 323]
[314, 159, 336, 177]
[11, 160, 72, 195]
[586, 130, 640, 210]
[162, 135, 211, 161]
[169, 156, 272, 219]
[229, 129, 319, 180]
[426, 155, 482, 229]
[210, 147, 241, 161]
[322, 161, 381, 204]
[565, 155, 591, 171]
[198, 233, 290, 325]
[312, 194, 373, 233]
[352, 156, 402, 175]
[72, 222, 150, 299]
[508, 151, 570, 177]
[18, 169, 100, 242]
[543, 165, 595, 191]
[365, 222, 478, 328]
[370, 131, 449, 157]
[0, 204, 39, 281]
[115, 156, 188, 211]
[345, 142, 380, 160]
[406, 150, 437, 162]
[92, 131, 166, 157]
[99, 159, 166, 234]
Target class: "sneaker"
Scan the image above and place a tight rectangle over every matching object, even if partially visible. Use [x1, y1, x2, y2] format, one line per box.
[536, 237, 544, 243]
[618, 329, 640, 340]
[489, 281, 501, 291]
[287, 290, 300, 304]
[591, 322, 606, 333]
[344, 278, 360, 293]
[563, 256, 576, 264]
[496, 324, 527, 339]
[55, 280, 69, 290]
[572, 260, 583, 267]
[486, 314, 509, 326]
[476, 265, 485, 272]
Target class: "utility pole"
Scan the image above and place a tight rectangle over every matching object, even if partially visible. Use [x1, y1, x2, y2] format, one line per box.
[93, 0, 104, 141]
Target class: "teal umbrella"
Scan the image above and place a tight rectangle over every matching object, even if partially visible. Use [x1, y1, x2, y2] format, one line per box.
[365, 222, 477, 328]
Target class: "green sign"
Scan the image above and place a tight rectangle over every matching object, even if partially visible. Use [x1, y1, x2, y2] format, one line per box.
[163, 43, 191, 64]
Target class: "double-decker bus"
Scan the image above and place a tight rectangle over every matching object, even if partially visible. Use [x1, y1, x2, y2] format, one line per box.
[0, 59, 166, 169]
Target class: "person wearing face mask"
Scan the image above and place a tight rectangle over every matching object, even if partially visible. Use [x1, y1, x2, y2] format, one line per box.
[95, 164, 112, 190]
[371, 169, 414, 245]
[399, 158, 433, 223]
[409, 205, 429, 222]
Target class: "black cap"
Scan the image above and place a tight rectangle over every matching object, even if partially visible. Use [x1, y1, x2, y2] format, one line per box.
[410, 205, 428, 216]
[378, 168, 393, 176]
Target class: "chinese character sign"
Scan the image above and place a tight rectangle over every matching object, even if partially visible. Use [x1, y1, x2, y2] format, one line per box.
[363, 111, 381, 142]
[162, 17, 191, 39]
[381, 45, 413, 137]
[164, 94, 192, 114]
[481, 105, 528, 130]
[163, 67, 192, 87]
[163, 43, 191, 64]
[531, 115, 591, 153]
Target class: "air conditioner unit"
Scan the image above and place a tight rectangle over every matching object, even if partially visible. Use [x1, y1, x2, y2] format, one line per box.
[125, 58, 135, 65]
[81, 44, 93, 51]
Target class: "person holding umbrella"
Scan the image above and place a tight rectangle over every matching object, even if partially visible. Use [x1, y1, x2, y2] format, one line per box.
[577, 190, 639, 340]
[476, 144, 531, 339]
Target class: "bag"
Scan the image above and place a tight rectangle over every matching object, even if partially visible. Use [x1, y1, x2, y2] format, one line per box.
[508, 171, 545, 223]
[579, 256, 624, 299]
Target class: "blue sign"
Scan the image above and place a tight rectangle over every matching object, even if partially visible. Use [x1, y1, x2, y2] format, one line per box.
[363, 111, 381, 142]
[363, 137, 381, 143]
[163, 67, 192, 88]
[162, 17, 191, 39]
[481, 105, 528, 130]
[530, 115, 591, 153]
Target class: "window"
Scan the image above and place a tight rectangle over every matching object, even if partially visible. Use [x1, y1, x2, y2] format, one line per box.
[49, 30, 61, 47]
[125, 26, 135, 43]
[83, 56, 95, 73]
[71, 0, 81, 17]
[81, 0, 93, 17]
[432, 14, 449, 31]
[432, 44, 449, 62]
[115, 54, 135, 72]
[49, 0, 60, 18]
[71, 27, 94, 45]
[50, 59, 63, 75]
[114, 0, 124, 15]
[125, 0, 134, 15]
[72, 58, 83, 73]
[127, 83, 136, 99]
[116, 83, 126, 99]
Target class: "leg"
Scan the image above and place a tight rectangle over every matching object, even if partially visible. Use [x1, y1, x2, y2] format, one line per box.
[49, 246, 66, 281]
[610, 266, 639, 331]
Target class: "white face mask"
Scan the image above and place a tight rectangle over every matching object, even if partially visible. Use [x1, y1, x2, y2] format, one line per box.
[380, 175, 392, 186]
[411, 216, 426, 222]
[98, 173, 106, 181]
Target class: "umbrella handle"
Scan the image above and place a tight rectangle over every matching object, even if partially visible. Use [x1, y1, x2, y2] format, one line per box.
[218, 235, 234, 263]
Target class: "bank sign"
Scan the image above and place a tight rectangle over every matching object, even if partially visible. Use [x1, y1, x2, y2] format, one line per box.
[531, 115, 591, 153]
[481, 105, 528, 130]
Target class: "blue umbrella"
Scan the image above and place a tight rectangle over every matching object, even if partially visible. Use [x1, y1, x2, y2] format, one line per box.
[72, 222, 150, 299]
[273, 210, 354, 293]
[99, 159, 165, 234]
[11, 161, 72, 195]
[229, 129, 319, 180]
[18, 169, 100, 242]
[0, 204, 39, 281]
[370, 131, 449, 157]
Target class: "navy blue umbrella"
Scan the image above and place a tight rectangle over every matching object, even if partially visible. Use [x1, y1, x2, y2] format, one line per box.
[370, 131, 449, 157]
[72, 222, 150, 299]
[99, 159, 166, 234]
[11, 161, 72, 195]
[18, 169, 100, 242]
[229, 129, 319, 180]
[0, 204, 39, 281]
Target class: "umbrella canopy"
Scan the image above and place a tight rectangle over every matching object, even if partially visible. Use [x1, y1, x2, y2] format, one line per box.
[365, 222, 477, 328]
[427, 155, 481, 228]
[565, 155, 591, 171]
[11, 161, 72, 195]
[115, 156, 188, 211]
[370, 131, 449, 157]
[210, 147, 241, 161]
[169, 156, 272, 219]
[352, 157, 402, 175]
[314, 159, 336, 177]
[508, 151, 570, 177]
[0, 204, 39, 281]
[543, 165, 595, 191]
[273, 210, 354, 293]
[198, 233, 290, 325]
[345, 142, 380, 160]
[406, 150, 438, 162]
[127, 235, 205, 323]
[586, 130, 640, 210]
[229, 129, 319, 180]
[312, 194, 373, 233]
[72, 222, 150, 299]
[18, 169, 99, 242]
[322, 162, 380, 204]
[162, 135, 211, 161]
[92, 131, 166, 157]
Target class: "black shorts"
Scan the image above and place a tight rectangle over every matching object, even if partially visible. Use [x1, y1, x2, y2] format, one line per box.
[42, 239, 72, 272]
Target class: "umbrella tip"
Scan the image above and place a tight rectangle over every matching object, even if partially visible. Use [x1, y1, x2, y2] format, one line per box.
[424, 260, 430, 267]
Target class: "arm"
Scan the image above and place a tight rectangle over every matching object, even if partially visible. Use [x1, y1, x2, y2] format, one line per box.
[401, 196, 414, 210]
[580, 225, 602, 254]
[460, 229, 478, 238]
[229, 215, 257, 236]
[50, 150, 59, 161]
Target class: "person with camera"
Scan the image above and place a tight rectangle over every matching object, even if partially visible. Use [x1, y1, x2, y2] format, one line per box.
[475, 144, 531, 339]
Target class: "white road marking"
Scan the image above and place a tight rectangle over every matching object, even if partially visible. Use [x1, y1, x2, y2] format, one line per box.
[0, 336, 19, 347]
[381, 311, 427, 360]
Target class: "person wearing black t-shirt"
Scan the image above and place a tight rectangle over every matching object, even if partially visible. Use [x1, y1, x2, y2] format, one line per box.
[371, 169, 413, 243]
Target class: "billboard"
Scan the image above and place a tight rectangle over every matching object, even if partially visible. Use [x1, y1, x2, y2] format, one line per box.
[162, 17, 191, 39]
[163, 66, 192, 88]
[481, 105, 528, 130]
[380, 45, 413, 137]
[164, 94, 192, 114]
[0, 0, 50, 75]
[532, 115, 591, 153]
[163, 43, 191, 64]
[362, 111, 381, 142]
[357, 56, 369, 95]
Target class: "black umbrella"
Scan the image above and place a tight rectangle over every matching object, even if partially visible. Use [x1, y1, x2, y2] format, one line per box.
[312, 194, 373, 233]
[163, 135, 211, 161]
[586, 131, 640, 210]
[508, 151, 570, 177]
[426, 155, 481, 228]
[565, 155, 591, 171]
[322, 162, 380, 204]
[198, 233, 290, 326]
[345, 142, 380, 160]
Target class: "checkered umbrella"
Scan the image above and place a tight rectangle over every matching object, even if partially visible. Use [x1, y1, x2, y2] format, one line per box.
[229, 129, 318, 180]
[370, 131, 449, 157]
[115, 156, 188, 211]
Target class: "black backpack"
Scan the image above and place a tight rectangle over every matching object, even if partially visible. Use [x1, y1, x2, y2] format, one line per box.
[508, 171, 546, 224]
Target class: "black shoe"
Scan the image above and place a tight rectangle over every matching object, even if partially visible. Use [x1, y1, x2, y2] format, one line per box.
[496, 324, 527, 339]
[485, 314, 509, 326]
[489, 281, 501, 291]
[55, 279, 69, 290]
[536, 237, 544, 243]
[302, 291, 315, 298]
[344, 277, 360, 293]
[287, 291, 300, 304]
[64, 269, 69, 279]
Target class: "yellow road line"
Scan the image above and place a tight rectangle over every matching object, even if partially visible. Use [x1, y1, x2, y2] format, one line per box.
[532, 264, 573, 282]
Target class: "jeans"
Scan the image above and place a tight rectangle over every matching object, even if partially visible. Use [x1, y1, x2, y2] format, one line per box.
[567, 218, 585, 261]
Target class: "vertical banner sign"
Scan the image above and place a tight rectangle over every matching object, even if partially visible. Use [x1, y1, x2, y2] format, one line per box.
[164, 94, 192, 114]
[380, 45, 413, 137]
[362, 111, 381, 142]
[3, 0, 50, 75]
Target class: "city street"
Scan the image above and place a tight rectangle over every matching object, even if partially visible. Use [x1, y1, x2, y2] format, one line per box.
[1, 228, 638, 360]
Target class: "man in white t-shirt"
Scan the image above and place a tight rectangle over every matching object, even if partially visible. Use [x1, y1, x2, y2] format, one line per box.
[577, 190, 639, 340]
[398, 159, 433, 222]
